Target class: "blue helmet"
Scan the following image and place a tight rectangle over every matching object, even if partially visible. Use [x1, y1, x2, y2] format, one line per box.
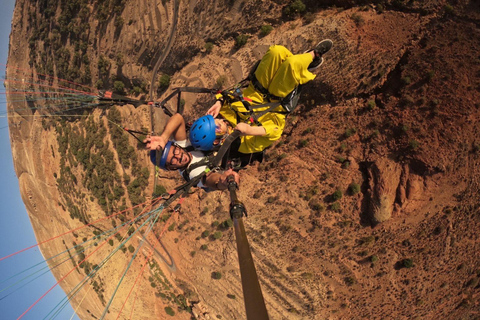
[150, 141, 173, 170]
[189, 115, 216, 151]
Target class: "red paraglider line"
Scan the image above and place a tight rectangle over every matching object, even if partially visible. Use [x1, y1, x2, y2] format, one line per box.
[0, 199, 159, 263]
[115, 252, 153, 320]
[0, 63, 99, 94]
[16, 217, 124, 319]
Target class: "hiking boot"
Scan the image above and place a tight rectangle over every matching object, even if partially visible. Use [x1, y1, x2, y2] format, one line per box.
[306, 39, 333, 71]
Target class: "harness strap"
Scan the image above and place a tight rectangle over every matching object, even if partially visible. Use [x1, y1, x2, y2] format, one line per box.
[250, 74, 282, 102]
[211, 130, 242, 170]
[155, 87, 219, 116]
[182, 155, 214, 182]
[163, 172, 205, 207]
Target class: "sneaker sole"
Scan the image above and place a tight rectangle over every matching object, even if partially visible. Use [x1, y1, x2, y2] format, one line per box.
[314, 39, 333, 55]
[308, 57, 324, 72]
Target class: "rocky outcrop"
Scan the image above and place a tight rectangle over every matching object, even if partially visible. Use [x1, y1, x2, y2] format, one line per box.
[366, 158, 432, 225]
[366, 158, 402, 224]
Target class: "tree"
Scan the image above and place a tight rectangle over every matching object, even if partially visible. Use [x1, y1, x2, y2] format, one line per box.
[159, 74, 170, 89]
[113, 81, 125, 93]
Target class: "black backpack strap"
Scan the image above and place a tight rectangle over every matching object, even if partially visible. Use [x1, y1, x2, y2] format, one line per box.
[211, 130, 242, 169]
[181, 154, 213, 183]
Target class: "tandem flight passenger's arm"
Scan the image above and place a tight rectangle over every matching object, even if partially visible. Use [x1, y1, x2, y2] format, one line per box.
[206, 100, 223, 118]
[143, 113, 187, 151]
[234, 122, 266, 136]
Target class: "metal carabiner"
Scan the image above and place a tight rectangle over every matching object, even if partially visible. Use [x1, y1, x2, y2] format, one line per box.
[161, 193, 171, 200]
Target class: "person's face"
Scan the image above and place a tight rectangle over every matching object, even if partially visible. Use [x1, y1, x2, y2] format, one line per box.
[214, 119, 227, 136]
[165, 144, 191, 170]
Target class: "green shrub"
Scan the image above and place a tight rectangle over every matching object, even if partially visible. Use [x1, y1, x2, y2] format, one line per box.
[260, 25, 273, 37]
[344, 276, 356, 286]
[235, 34, 248, 48]
[201, 230, 210, 238]
[299, 139, 309, 148]
[227, 294, 236, 299]
[95, 79, 104, 89]
[128, 245, 135, 253]
[213, 231, 223, 239]
[200, 244, 208, 251]
[332, 189, 343, 201]
[114, 16, 124, 28]
[330, 202, 341, 212]
[359, 236, 375, 245]
[221, 219, 233, 228]
[367, 100, 376, 111]
[309, 200, 324, 213]
[402, 258, 414, 268]
[401, 76, 411, 85]
[444, 4, 454, 14]
[284, 0, 306, 17]
[466, 277, 479, 288]
[159, 74, 171, 89]
[341, 161, 350, 169]
[205, 42, 214, 53]
[376, 3, 384, 13]
[212, 271, 222, 279]
[351, 13, 364, 26]
[345, 128, 357, 138]
[409, 139, 419, 150]
[113, 81, 125, 93]
[349, 183, 361, 195]
[164, 306, 175, 316]
[152, 185, 167, 198]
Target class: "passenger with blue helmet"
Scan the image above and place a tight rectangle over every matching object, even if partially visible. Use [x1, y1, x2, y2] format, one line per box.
[144, 113, 239, 191]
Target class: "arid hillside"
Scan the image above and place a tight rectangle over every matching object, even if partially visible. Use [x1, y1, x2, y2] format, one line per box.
[6, 0, 480, 319]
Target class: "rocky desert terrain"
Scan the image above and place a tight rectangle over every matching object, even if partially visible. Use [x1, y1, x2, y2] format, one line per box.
[5, 0, 480, 319]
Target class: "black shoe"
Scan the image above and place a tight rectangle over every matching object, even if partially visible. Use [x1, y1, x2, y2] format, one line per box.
[307, 39, 333, 71]
[308, 56, 324, 71]
[313, 39, 333, 56]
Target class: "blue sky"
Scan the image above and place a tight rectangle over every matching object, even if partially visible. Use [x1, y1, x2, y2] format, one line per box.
[0, 1, 80, 319]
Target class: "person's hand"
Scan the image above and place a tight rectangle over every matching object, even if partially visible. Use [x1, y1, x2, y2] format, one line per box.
[234, 122, 251, 135]
[217, 169, 240, 190]
[206, 100, 222, 118]
[144, 135, 167, 151]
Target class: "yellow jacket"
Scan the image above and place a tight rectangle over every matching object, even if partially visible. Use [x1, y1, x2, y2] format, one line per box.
[219, 45, 316, 154]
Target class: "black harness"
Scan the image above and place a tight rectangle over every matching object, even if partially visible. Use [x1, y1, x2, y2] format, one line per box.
[180, 131, 242, 185]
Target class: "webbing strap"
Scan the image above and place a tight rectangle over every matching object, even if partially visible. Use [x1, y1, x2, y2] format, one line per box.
[211, 130, 242, 169]
[163, 171, 206, 206]
[155, 87, 219, 116]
